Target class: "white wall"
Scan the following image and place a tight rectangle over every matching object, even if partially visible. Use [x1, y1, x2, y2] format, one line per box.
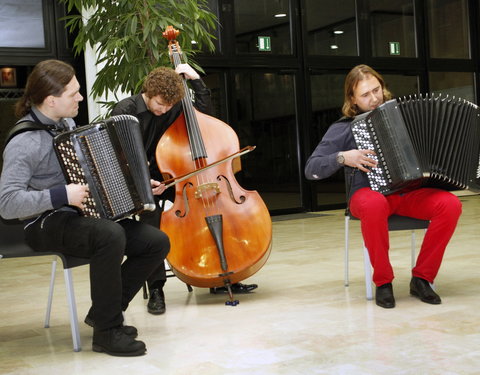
[82, 8, 129, 122]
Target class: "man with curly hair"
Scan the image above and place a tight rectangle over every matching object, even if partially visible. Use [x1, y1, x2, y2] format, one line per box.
[112, 64, 257, 316]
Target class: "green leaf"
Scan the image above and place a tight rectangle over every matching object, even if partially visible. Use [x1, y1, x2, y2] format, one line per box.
[61, 0, 217, 100]
[129, 15, 138, 35]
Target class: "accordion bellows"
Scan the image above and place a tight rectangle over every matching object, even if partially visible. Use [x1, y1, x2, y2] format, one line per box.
[351, 94, 480, 195]
[54, 115, 155, 220]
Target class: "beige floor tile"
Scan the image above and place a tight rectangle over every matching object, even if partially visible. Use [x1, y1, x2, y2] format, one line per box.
[1, 195, 479, 375]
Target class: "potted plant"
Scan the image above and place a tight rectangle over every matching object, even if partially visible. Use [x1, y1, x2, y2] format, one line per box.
[61, 0, 217, 111]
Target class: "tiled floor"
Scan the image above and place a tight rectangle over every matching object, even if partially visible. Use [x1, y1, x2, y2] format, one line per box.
[1, 194, 479, 375]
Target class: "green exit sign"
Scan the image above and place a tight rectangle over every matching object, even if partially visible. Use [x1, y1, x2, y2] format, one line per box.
[389, 41, 400, 55]
[258, 36, 271, 51]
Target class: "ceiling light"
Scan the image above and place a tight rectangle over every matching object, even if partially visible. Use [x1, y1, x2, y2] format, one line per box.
[333, 30, 344, 35]
[274, 13, 287, 18]
[330, 45, 339, 49]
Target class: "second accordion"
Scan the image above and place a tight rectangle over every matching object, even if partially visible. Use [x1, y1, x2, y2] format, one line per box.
[351, 94, 480, 195]
[54, 115, 155, 220]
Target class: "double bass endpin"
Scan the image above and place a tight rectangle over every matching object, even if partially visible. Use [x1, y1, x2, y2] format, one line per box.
[222, 279, 239, 307]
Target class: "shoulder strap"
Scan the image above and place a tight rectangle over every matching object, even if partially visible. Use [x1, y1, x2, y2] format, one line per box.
[4, 120, 51, 147]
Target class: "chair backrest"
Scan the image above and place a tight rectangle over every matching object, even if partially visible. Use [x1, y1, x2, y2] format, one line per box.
[343, 167, 359, 216]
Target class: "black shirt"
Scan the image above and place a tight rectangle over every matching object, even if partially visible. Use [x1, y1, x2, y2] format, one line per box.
[111, 79, 212, 181]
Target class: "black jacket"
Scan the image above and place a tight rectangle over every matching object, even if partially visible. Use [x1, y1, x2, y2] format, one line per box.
[111, 79, 211, 181]
[304, 117, 370, 199]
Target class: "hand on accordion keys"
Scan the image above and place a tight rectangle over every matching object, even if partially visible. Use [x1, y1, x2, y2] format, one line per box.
[343, 149, 378, 172]
[66, 183, 90, 211]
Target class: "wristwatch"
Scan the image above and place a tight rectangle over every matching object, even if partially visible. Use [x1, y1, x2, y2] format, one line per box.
[336, 152, 345, 165]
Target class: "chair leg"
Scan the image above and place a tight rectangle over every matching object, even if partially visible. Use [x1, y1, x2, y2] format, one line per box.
[410, 230, 416, 268]
[63, 268, 82, 352]
[363, 245, 374, 300]
[344, 216, 350, 287]
[410, 230, 435, 290]
[143, 282, 149, 299]
[44, 256, 58, 328]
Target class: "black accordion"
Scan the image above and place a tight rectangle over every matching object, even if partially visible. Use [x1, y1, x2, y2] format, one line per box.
[54, 115, 155, 220]
[351, 94, 480, 195]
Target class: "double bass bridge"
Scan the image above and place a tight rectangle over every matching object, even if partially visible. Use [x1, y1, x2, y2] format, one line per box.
[195, 182, 220, 198]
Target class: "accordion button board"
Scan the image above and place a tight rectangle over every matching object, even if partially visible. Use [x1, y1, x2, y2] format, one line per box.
[54, 115, 155, 220]
[351, 95, 480, 195]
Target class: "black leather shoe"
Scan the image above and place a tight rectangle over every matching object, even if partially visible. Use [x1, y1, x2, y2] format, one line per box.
[209, 282, 258, 294]
[147, 288, 166, 315]
[410, 277, 441, 304]
[92, 326, 146, 357]
[85, 315, 138, 338]
[375, 283, 396, 308]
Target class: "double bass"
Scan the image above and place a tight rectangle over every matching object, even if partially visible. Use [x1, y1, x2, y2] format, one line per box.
[156, 26, 272, 303]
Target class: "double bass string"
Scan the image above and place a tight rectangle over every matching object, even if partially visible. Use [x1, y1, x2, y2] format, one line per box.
[170, 42, 217, 215]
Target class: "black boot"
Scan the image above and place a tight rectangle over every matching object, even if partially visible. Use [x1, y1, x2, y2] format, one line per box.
[147, 288, 166, 315]
[92, 326, 146, 356]
[209, 282, 258, 294]
[375, 282, 395, 308]
[84, 315, 138, 338]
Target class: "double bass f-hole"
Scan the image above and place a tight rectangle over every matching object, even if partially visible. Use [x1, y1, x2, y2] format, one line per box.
[156, 26, 272, 305]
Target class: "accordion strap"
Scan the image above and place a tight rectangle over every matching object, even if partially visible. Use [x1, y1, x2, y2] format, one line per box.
[344, 166, 357, 217]
[4, 120, 56, 147]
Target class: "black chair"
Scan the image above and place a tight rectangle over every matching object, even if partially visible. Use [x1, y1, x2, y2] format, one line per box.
[344, 212, 430, 300]
[343, 170, 430, 300]
[0, 218, 89, 352]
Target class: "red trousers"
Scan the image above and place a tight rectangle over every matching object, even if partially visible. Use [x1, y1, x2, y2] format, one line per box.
[349, 187, 462, 286]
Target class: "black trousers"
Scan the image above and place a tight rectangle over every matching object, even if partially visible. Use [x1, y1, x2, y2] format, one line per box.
[140, 196, 168, 289]
[25, 210, 170, 330]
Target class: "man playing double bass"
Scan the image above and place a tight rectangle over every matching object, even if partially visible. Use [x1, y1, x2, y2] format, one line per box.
[111, 64, 258, 315]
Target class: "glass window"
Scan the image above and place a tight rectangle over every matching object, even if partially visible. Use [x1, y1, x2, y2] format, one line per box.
[0, 89, 24, 169]
[234, 0, 291, 54]
[201, 0, 221, 54]
[428, 72, 474, 101]
[368, 0, 416, 58]
[382, 74, 419, 97]
[233, 71, 300, 211]
[202, 72, 228, 121]
[0, 0, 45, 48]
[426, 0, 470, 59]
[309, 73, 345, 207]
[305, 0, 357, 56]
